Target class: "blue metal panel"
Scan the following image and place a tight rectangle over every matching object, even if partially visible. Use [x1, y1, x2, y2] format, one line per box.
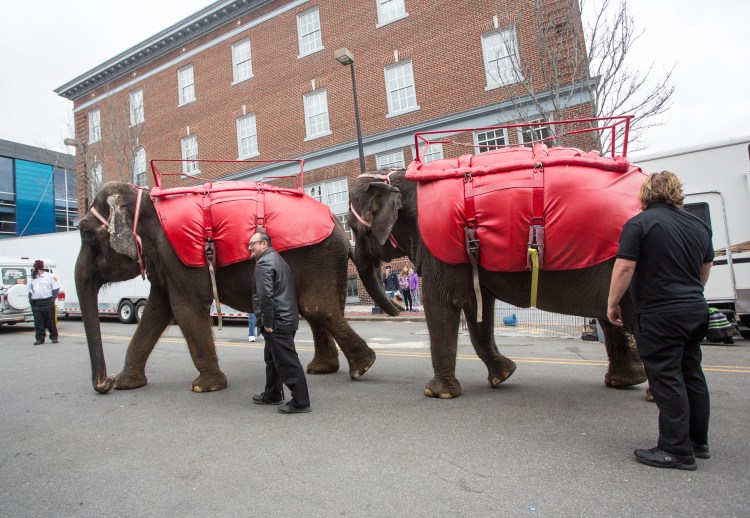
[15, 160, 55, 236]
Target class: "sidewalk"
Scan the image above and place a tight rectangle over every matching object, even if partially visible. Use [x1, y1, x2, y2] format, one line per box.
[344, 304, 426, 321]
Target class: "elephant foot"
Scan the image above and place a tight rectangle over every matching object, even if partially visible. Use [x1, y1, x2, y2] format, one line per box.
[307, 356, 340, 375]
[487, 357, 517, 388]
[604, 362, 647, 388]
[424, 377, 462, 399]
[347, 348, 376, 380]
[114, 370, 147, 390]
[191, 371, 228, 393]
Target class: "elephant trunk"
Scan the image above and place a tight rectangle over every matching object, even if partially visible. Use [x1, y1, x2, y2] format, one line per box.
[354, 246, 401, 317]
[75, 249, 115, 394]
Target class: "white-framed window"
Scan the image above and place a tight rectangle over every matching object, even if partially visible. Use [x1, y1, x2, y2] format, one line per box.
[129, 89, 144, 126]
[376, 149, 405, 169]
[306, 178, 353, 243]
[178, 65, 195, 105]
[376, 0, 408, 27]
[303, 89, 331, 140]
[518, 119, 555, 145]
[133, 147, 147, 187]
[88, 109, 101, 143]
[181, 135, 199, 175]
[232, 39, 253, 83]
[297, 8, 323, 57]
[236, 114, 259, 158]
[482, 27, 522, 89]
[385, 61, 419, 117]
[474, 128, 508, 153]
[414, 142, 444, 163]
[91, 162, 103, 196]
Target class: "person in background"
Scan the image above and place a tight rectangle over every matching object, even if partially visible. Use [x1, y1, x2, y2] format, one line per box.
[408, 268, 420, 311]
[382, 265, 400, 301]
[249, 231, 311, 414]
[607, 171, 713, 471]
[399, 266, 413, 311]
[28, 259, 60, 345]
[248, 312, 258, 342]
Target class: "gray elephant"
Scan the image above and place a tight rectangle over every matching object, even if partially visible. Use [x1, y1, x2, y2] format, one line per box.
[348, 169, 646, 398]
[76, 181, 375, 394]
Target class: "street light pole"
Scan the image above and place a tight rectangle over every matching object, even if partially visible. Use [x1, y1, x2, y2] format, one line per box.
[335, 47, 366, 174]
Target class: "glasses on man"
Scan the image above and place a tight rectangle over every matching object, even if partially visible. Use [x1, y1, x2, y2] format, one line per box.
[249, 239, 264, 247]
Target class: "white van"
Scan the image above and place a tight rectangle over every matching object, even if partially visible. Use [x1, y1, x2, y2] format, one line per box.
[0, 257, 64, 326]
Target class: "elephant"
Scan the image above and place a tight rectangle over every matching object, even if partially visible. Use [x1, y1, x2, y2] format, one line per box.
[76, 181, 375, 394]
[348, 169, 647, 398]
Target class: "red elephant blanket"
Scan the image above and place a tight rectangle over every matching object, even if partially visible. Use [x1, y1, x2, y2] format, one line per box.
[404, 144, 646, 272]
[150, 181, 336, 268]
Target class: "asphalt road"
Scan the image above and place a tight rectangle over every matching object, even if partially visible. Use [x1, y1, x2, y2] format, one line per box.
[1, 318, 748, 517]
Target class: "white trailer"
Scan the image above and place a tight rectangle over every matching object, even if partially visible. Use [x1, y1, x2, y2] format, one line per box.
[632, 136, 750, 335]
[0, 231, 248, 324]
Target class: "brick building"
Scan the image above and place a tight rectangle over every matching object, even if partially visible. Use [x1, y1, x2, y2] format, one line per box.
[55, 0, 593, 304]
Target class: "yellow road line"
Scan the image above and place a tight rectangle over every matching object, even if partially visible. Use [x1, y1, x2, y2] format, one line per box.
[52, 331, 750, 374]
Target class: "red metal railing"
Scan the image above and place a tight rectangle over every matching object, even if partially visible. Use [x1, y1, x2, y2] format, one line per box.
[413, 115, 633, 163]
[149, 159, 305, 190]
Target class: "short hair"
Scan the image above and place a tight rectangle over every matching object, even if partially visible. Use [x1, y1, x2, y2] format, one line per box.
[254, 231, 271, 247]
[639, 171, 685, 209]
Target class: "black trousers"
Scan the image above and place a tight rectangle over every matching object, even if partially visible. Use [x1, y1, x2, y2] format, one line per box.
[634, 305, 710, 456]
[31, 300, 58, 342]
[402, 288, 412, 310]
[261, 329, 310, 408]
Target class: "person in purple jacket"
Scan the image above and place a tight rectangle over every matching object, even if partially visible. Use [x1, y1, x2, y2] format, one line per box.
[408, 268, 420, 312]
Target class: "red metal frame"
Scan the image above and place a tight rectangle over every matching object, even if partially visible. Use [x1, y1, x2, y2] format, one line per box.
[412, 115, 633, 163]
[149, 159, 305, 190]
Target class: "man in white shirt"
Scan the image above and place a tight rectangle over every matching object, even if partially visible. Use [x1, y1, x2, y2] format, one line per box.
[28, 259, 60, 345]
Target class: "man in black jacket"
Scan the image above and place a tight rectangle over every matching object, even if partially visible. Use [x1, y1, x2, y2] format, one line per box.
[249, 231, 311, 414]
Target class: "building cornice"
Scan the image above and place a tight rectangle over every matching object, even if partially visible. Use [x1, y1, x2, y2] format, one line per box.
[54, 0, 275, 101]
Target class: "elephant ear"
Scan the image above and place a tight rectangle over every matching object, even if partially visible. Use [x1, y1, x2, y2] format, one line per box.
[367, 182, 402, 246]
[107, 194, 138, 260]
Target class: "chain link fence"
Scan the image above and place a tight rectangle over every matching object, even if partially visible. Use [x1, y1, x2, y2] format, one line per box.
[460, 301, 596, 339]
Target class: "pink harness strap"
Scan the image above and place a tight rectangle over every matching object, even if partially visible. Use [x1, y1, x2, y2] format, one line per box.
[351, 169, 404, 251]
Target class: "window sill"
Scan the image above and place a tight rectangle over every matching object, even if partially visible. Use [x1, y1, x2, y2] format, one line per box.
[484, 78, 523, 91]
[178, 99, 196, 107]
[238, 151, 260, 160]
[304, 130, 332, 142]
[386, 105, 420, 119]
[88, 139, 100, 145]
[231, 75, 254, 86]
[376, 12, 409, 28]
[297, 46, 325, 60]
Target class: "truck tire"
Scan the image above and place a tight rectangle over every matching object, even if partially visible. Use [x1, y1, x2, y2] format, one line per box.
[118, 300, 136, 324]
[135, 300, 146, 323]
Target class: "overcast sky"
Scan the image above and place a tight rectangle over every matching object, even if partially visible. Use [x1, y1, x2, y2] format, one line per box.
[1, 0, 748, 156]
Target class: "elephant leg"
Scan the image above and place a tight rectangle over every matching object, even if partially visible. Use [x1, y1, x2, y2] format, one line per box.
[423, 297, 462, 399]
[465, 290, 516, 388]
[305, 313, 376, 379]
[306, 321, 340, 375]
[171, 301, 228, 393]
[600, 318, 647, 387]
[115, 286, 173, 390]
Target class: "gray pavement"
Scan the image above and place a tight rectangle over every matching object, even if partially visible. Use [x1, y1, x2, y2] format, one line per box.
[1, 318, 748, 517]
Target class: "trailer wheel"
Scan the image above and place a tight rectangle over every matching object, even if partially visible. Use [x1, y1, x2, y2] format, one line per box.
[135, 300, 146, 323]
[118, 300, 136, 324]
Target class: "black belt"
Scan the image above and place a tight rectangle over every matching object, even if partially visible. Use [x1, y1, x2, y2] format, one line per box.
[31, 297, 53, 303]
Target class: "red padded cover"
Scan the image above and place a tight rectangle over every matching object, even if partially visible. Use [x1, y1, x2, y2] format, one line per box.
[151, 181, 335, 268]
[404, 145, 646, 272]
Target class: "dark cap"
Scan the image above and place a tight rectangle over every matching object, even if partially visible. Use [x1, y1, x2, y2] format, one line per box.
[33, 259, 44, 270]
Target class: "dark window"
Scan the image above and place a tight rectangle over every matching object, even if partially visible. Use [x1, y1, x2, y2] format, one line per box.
[0, 156, 14, 203]
[683, 202, 712, 229]
[346, 277, 359, 302]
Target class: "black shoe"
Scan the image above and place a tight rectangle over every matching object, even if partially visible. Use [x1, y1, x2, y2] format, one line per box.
[692, 442, 710, 459]
[278, 401, 311, 414]
[252, 393, 282, 405]
[52, 339, 59, 344]
[634, 447, 696, 470]
[33, 340, 44, 345]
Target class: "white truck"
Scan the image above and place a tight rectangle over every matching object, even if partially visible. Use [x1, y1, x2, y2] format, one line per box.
[632, 136, 750, 336]
[0, 231, 248, 324]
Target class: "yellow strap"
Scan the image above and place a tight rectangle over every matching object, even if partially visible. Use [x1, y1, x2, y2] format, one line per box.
[528, 248, 539, 308]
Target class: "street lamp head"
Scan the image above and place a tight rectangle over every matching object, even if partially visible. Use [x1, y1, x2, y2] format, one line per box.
[64, 138, 82, 147]
[334, 47, 355, 66]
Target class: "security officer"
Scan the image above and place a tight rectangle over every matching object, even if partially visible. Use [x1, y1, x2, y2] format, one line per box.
[28, 259, 60, 345]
